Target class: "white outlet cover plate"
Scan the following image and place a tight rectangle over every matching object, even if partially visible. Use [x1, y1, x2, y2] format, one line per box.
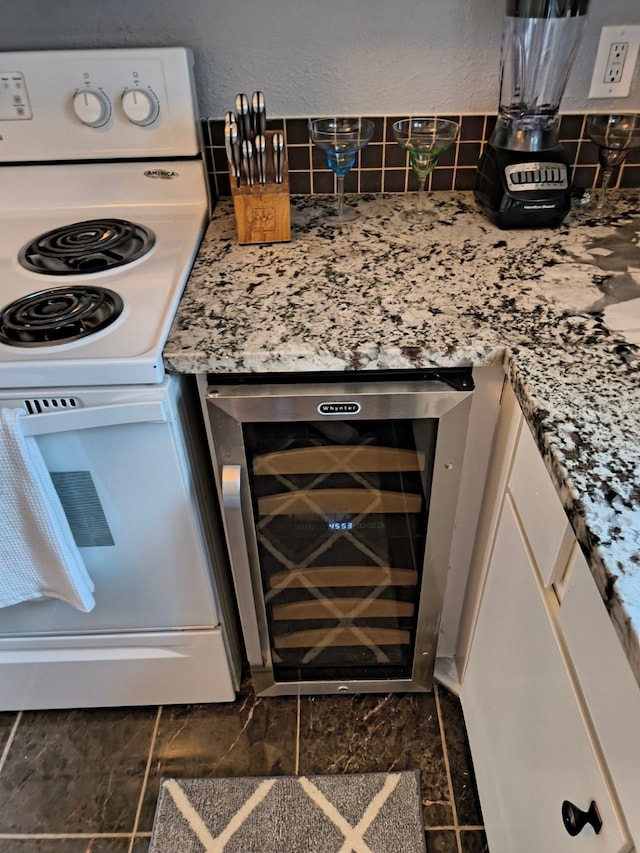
[588, 25, 640, 99]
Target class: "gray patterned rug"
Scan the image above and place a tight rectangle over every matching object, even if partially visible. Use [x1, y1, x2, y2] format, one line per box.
[149, 771, 426, 852]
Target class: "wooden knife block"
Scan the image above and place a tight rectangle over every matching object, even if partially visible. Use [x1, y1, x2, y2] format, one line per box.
[229, 130, 291, 245]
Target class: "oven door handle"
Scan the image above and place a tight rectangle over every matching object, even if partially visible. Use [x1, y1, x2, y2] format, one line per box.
[221, 464, 265, 667]
[19, 400, 169, 436]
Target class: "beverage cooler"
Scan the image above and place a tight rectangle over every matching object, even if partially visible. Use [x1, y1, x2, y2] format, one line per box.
[205, 369, 473, 696]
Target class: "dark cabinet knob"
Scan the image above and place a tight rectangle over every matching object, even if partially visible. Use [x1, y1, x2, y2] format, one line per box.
[562, 800, 603, 836]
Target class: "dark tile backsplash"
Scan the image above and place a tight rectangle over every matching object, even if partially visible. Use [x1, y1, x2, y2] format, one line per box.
[202, 113, 640, 201]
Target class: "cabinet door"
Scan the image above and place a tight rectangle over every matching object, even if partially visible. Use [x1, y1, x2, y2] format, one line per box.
[559, 545, 640, 847]
[461, 496, 630, 853]
[508, 421, 574, 586]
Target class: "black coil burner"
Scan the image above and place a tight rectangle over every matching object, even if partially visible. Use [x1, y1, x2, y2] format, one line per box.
[18, 218, 155, 275]
[0, 286, 124, 347]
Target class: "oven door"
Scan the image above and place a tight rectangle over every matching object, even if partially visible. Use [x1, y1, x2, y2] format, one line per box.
[0, 377, 220, 637]
[206, 371, 473, 696]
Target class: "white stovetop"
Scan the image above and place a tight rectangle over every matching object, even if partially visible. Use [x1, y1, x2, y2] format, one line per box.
[0, 161, 208, 387]
[0, 47, 208, 388]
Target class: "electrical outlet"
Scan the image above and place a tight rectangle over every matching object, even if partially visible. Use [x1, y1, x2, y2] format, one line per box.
[589, 25, 640, 99]
[604, 42, 628, 83]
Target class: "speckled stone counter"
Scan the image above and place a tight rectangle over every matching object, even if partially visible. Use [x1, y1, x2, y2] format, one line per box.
[164, 191, 640, 686]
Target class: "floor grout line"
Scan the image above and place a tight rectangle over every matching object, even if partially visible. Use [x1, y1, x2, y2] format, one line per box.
[0, 833, 132, 839]
[294, 692, 301, 776]
[0, 711, 21, 776]
[435, 684, 463, 853]
[127, 704, 163, 853]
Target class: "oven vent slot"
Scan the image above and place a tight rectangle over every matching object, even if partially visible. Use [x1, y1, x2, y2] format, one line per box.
[50, 471, 115, 548]
[23, 397, 78, 414]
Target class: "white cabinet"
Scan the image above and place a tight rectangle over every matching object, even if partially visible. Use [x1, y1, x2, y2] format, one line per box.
[461, 406, 634, 853]
[559, 546, 640, 847]
[508, 419, 575, 586]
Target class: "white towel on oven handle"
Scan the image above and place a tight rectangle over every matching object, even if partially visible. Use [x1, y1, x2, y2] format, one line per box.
[0, 407, 95, 612]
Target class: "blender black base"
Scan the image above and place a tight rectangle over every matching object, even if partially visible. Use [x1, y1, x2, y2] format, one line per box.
[474, 144, 572, 229]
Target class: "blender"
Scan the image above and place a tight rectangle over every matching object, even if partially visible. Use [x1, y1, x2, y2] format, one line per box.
[475, 0, 590, 229]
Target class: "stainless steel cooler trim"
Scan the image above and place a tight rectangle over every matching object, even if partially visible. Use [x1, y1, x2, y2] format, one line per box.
[207, 378, 473, 697]
[412, 390, 473, 687]
[221, 464, 266, 667]
[252, 673, 430, 697]
[208, 378, 470, 422]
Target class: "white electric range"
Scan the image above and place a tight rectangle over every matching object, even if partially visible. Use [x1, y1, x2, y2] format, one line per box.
[0, 47, 208, 386]
[0, 48, 240, 710]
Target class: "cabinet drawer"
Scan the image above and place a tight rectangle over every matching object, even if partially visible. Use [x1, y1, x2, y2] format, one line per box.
[509, 421, 574, 586]
[559, 545, 640, 846]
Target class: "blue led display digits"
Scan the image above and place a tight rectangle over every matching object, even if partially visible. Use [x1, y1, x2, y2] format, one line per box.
[327, 513, 354, 531]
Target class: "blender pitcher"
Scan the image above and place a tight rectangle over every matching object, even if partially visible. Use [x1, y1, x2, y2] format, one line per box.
[475, 0, 590, 229]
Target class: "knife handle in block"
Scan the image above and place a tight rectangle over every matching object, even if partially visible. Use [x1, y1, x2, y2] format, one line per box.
[228, 129, 291, 245]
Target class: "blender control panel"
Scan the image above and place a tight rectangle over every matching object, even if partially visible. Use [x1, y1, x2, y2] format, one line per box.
[505, 162, 568, 193]
[0, 72, 33, 121]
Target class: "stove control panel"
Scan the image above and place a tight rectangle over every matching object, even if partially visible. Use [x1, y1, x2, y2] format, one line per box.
[121, 87, 160, 127]
[0, 48, 200, 161]
[0, 72, 33, 121]
[70, 59, 165, 131]
[72, 88, 112, 128]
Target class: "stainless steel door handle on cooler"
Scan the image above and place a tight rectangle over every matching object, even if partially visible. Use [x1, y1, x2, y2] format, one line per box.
[221, 464, 266, 667]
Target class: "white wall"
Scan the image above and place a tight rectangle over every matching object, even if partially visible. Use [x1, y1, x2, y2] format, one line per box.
[2, 0, 640, 117]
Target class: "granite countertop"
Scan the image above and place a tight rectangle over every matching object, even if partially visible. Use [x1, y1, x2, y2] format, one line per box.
[164, 191, 640, 686]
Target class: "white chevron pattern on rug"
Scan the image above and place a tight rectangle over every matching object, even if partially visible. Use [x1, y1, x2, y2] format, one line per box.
[298, 774, 399, 853]
[150, 772, 426, 853]
[164, 777, 277, 852]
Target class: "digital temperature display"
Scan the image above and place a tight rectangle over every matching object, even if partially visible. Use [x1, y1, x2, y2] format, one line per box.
[328, 521, 353, 530]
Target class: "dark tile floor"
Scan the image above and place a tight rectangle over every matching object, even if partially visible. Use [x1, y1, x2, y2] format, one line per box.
[0, 680, 487, 853]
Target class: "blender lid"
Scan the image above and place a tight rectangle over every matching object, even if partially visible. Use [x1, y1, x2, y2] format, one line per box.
[507, 0, 589, 16]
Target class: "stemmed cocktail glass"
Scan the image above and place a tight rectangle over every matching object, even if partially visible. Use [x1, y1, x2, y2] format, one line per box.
[586, 114, 640, 210]
[309, 118, 375, 223]
[393, 118, 459, 222]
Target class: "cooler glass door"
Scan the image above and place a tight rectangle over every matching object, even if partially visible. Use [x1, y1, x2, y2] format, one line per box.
[208, 376, 472, 695]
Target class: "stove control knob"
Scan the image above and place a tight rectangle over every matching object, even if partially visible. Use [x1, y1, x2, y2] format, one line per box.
[121, 87, 160, 127]
[72, 88, 112, 128]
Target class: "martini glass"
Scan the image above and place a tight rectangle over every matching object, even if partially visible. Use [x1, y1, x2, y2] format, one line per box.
[586, 114, 640, 210]
[392, 117, 459, 222]
[309, 118, 375, 223]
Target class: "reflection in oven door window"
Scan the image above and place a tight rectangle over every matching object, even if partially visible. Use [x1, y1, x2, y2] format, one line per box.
[49, 470, 115, 548]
